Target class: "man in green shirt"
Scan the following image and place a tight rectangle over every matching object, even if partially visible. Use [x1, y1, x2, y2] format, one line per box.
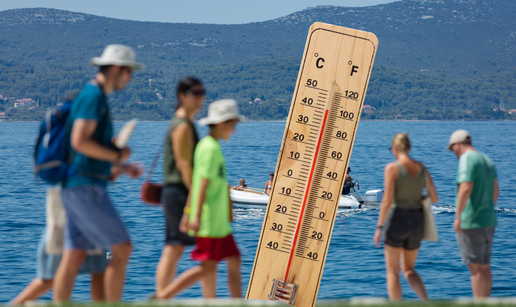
[448, 129, 499, 298]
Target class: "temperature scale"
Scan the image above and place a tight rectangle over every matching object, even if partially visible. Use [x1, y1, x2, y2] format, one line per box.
[246, 22, 378, 307]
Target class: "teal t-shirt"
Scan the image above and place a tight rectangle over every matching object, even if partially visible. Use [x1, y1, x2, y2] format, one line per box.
[64, 83, 113, 188]
[189, 136, 232, 238]
[456, 150, 497, 229]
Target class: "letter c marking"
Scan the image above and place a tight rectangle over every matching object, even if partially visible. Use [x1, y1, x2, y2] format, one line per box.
[316, 58, 325, 69]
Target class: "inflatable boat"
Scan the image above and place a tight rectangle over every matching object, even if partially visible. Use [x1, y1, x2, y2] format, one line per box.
[230, 188, 383, 210]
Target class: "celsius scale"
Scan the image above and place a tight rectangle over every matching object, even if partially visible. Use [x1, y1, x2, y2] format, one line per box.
[246, 22, 378, 307]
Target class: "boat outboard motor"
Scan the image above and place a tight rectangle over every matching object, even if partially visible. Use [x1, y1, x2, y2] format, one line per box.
[364, 189, 384, 207]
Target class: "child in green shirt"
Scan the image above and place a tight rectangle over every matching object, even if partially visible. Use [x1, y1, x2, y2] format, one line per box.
[157, 99, 245, 300]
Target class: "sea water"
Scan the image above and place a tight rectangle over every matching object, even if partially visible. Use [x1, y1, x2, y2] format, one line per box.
[0, 121, 515, 303]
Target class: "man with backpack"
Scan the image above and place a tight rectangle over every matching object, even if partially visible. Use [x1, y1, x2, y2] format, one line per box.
[53, 44, 144, 302]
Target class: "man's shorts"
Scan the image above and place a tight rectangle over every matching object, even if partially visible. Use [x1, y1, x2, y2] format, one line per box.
[192, 234, 240, 262]
[384, 207, 424, 250]
[457, 227, 495, 264]
[61, 184, 130, 250]
[36, 232, 107, 280]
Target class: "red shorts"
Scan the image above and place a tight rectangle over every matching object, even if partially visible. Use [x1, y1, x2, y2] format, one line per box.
[191, 234, 240, 262]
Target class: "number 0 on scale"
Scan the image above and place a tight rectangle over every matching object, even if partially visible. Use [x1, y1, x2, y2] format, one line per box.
[246, 23, 378, 306]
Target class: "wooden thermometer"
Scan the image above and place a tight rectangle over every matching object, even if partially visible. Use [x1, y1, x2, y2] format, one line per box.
[246, 22, 378, 307]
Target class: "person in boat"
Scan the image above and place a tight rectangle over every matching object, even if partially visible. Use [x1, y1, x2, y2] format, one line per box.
[264, 172, 274, 195]
[342, 167, 354, 195]
[373, 133, 438, 301]
[232, 179, 248, 190]
[155, 77, 205, 296]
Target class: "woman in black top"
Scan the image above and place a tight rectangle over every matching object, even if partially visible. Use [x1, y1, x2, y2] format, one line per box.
[156, 77, 205, 296]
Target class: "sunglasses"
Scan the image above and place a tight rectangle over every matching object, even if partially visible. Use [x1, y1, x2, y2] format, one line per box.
[185, 89, 206, 97]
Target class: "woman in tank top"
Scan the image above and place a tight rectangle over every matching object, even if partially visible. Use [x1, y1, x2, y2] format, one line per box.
[373, 133, 438, 301]
[155, 77, 205, 295]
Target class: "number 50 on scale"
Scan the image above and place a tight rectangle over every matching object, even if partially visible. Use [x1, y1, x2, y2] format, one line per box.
[246, 23, 378, 307]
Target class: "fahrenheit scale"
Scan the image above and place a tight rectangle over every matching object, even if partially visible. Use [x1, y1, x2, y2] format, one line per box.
[246, 23, 378, 307]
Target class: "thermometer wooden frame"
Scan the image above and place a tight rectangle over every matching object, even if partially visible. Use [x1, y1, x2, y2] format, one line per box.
[246, 22, 378, 307]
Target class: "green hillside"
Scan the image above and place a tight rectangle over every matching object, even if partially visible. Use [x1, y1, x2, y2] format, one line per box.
[1, 58, 515, 121]
[1, 2, 516, 121]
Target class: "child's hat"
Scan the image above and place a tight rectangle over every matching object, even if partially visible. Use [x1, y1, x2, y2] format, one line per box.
[199, 99, 246, 126]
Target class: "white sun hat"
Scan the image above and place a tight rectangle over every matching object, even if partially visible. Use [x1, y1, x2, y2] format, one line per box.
[91, 44, 144, 70]
[198, 99, 247, 126]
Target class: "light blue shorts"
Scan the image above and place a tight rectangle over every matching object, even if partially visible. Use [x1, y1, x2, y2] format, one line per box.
[36, 232, 108, 280]
[61, 184, 130, 250]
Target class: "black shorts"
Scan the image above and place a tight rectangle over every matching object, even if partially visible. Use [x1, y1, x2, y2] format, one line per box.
[384, 207, 424, 250]
[161, 184, 195, 246]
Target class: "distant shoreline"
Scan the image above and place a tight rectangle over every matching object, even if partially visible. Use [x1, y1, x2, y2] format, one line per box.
[2, 119, 516, 123]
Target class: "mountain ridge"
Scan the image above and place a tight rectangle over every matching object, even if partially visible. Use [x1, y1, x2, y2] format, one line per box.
[0, 0, 515, 77]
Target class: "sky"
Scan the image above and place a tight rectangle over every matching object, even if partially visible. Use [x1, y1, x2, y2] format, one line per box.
[0, 0, 396, 24]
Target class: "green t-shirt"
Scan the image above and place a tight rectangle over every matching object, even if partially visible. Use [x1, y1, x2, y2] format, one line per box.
[189, 136, 232, 238]
[456, 150, 497, 229]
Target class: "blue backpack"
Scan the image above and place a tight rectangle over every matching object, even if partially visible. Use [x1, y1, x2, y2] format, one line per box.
[34, 93, 78, 184]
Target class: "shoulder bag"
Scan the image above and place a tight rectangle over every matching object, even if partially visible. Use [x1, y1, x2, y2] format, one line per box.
[45, 188, 66, 253]
[421, 166, 438, 241]
[140, 131, 168, 206]
[45, 188, 103, 254]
